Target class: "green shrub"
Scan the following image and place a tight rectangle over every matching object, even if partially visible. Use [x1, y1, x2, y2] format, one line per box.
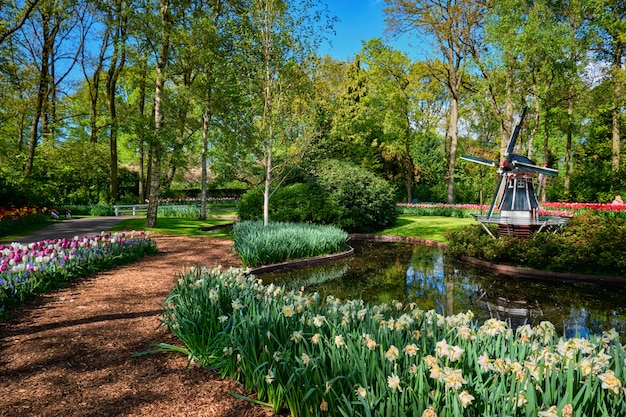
[445, 214, 626, 277]
[313, 160, 397, 233]
[238, 161, 398, 233]
[237, 188, 264, 222]
[238, 183, 327, 224]
[158, 205, 199, 218]
[397, 204, 475, 218]
[232, 221, 348, 267]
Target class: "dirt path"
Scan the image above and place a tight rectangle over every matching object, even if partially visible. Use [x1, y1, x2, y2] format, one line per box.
[0, 235, 269, 417]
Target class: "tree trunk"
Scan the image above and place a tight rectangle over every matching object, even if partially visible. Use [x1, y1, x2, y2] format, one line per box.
[200, 111, 210, 220]
[146, 0, 171, 228]
[446, 95, 459, 204]
[138, 57, 147, 203]
[106, 2, 127, 202]
[263, 128, 273, 226]
[611, 41, 622, 176]
[108, 91, 119, 202]
[25, 9, 51, 176]
[564, 83, 574, 197]
[501, 65, 513, 160]
[541, 111, 550, 203]
[527, 76, 540, 161]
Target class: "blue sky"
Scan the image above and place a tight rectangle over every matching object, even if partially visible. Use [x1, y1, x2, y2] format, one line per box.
[318, 0, 426, 61]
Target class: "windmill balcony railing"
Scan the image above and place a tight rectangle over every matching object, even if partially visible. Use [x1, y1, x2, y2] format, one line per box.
[473, 214, 570, 238]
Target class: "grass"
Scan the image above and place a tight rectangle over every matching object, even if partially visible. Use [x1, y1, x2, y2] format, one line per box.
[3, 213, 470, 243]
[0, 219, 56, 243]
[109, 217, 235, 238]
[376, 215, 475, 243]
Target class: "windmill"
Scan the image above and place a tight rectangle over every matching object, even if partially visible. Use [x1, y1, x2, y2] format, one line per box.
[461, 108, 569, 238]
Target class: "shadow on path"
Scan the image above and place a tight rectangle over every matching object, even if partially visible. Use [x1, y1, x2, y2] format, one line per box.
[2, 216, 142, 244]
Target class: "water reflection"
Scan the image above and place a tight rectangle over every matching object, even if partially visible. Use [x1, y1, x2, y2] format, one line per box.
[258, 240, 626, 341]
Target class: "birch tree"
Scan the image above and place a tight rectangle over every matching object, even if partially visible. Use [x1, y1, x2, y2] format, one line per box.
[242, 0, 333, 225]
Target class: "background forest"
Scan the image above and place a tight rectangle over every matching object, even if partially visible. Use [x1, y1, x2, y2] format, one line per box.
[0, 0, 624, 218]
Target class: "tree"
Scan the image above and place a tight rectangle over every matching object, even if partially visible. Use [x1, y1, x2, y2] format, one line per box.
[239, 0, 333, 225]
[360, 39, 417, 202]
[0, 0, 41, 45]
[146, 0, 171, 228]
[103, 0, 128, 202]
[588, 0, 625, 179]
[384, 0, 487, 203]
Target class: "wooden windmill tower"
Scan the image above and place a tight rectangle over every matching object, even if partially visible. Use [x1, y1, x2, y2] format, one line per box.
[461, 108, 569, 238]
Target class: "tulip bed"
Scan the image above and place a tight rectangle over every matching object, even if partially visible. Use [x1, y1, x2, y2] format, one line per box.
[0, 205, 48, 236]
[396, 203, 575, 219]
[543, 202, 626, 218]
[397, 202, 626, 220]
[0, 231, 157, 317]
[162, 266, 626, 417]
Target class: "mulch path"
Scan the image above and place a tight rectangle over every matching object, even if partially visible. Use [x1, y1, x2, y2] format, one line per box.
[0, 235, 270, 417]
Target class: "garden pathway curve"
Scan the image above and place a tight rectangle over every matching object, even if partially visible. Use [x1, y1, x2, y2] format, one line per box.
[4, 216, 138, 244]
[0, 223, 269, 416]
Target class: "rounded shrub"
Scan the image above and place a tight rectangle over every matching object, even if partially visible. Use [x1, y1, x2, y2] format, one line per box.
[313, 160, 397, 233]
[238, 183, 327, 223]
[237, 187, 264, 222]
[237, 161, 398, 233]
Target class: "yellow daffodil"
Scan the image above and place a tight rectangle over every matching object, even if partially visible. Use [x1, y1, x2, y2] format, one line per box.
[458, 390, 475, 407]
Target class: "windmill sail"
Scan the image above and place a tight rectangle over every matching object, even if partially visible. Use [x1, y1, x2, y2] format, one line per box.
[504, 107, 528, 157]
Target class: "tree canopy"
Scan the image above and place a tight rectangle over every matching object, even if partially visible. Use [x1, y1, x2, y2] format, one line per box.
[0, 0, 624, 214]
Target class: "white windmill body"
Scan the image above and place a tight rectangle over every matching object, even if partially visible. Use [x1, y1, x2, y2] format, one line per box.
[461, 108, 569, 238]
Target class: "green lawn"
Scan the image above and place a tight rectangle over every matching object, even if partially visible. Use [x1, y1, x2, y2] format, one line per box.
[376, 215, 475, 243]
[2, 213, 475, 243]
[0, 219, 56, 242]
[109, 217, 235, 238]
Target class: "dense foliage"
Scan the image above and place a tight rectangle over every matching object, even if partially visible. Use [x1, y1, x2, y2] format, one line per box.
[232, 221, 348, 267]
[0, 232, 157, 317]
[2, 0, 624, 214]
[162, 265, 626, 417]
[445, 214, 626, 277]
[237, 183, 328, 224]
[238, 160, 397, 233]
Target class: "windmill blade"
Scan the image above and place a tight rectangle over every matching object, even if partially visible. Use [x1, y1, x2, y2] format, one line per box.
[504, 107, 528, 157]
[487, 174, 506, 218]
[461, 154, 498, 167]
[512, 161, 558, 176]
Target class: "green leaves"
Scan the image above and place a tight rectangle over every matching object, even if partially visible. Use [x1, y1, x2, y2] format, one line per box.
[232, 220, 348, 267]
[164, 266, 626, 416]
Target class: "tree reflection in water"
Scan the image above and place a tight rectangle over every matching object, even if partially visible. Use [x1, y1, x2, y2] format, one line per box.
[258, 240, 626, 341]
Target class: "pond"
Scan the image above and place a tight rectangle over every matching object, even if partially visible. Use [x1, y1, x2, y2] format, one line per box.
[258, 240, 626, 341]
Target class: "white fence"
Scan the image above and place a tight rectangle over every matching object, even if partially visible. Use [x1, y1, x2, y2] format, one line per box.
[113, 204, 190, 216]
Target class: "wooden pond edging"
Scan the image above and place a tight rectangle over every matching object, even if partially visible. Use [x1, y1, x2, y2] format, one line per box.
[460, 256, 626, 284]
[248, 246, 355, 275]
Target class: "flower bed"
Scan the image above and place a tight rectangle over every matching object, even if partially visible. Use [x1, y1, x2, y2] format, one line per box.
[543, 202, 626, 218]
[0, 231, 157, 317]
[162, 266, 626, 417]
[396, 203, 574, 219]
[0, 206, 48, 236]
[232, 221, 348, 267]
